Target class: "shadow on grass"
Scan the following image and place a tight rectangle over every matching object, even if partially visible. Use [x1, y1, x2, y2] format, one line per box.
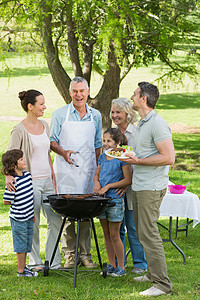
[158, 93, 200, 110]
[0, 66, 73, 78]
[0, 226, 11, 231]
[172, 133, 200, 151]
[0, 67, 50, 77]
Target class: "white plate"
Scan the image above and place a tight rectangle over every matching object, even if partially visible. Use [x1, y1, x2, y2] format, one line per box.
[105, 149, 135, 160]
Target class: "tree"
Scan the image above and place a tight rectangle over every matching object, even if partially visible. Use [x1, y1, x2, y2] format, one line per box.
[1, 0, 200, 127]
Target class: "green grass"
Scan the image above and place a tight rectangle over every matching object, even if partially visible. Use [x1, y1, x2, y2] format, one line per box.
[0, 52, 200, 299]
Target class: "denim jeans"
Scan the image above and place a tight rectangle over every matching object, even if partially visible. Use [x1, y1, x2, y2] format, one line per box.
[120, 196, 147, 269]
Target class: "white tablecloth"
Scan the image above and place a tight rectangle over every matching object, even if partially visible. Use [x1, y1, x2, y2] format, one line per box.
[160, 189, 200, 228]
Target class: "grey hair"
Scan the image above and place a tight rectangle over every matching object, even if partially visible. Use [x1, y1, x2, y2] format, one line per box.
[111, 98, 137, 124]
[69, 76, 89, 91]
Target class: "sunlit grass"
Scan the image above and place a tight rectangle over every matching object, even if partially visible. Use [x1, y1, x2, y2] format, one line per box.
[0, 52, 200, 299]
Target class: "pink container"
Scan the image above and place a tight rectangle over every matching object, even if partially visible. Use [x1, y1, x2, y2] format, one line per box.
[168, 185, 186, 194]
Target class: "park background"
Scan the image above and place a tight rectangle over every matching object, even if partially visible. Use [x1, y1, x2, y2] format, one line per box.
[0, 51, 200, 299]
[1, 0, 200, 298]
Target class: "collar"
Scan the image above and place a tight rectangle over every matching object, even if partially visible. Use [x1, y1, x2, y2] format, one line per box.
[138, 110, 155, 126]
[70, 102, 91, 118]
[125, 123, 136, 134]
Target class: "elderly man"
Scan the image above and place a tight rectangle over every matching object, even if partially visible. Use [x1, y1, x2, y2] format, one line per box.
[50, 76, 102, 268]
[125, 82, 175, 297]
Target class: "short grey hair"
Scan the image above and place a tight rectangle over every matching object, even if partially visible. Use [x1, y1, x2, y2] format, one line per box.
[69, 76, 89, 91]
[111, 98, 137, 124]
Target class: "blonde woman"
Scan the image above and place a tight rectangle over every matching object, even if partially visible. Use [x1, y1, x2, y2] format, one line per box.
[110, 97, 147, 274]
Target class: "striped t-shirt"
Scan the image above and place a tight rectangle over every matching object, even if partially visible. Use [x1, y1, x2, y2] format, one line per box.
[3, 171, 34, 222]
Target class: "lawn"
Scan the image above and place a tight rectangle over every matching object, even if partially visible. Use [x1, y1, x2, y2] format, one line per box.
[0, 52, 200, 299]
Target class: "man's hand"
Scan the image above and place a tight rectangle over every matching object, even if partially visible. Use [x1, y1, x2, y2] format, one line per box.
[63, 150, 76, 164]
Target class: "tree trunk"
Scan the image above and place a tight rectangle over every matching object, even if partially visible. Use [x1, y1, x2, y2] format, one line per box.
[89, 43, 121, 130]
[40, 6, 71, 102]
[39, 4, 121, 128]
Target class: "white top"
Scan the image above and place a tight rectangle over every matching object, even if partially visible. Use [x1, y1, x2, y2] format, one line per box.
[28, 129, 51, 179]
[160, 184, 200, 228]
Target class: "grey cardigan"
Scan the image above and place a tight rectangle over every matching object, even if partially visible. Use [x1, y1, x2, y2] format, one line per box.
[8, 120, 50, 172]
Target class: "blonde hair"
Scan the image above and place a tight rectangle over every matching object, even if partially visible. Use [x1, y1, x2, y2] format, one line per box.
[110, 98, 137, 124]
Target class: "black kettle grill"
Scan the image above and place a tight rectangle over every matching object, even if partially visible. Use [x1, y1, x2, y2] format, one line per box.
[43, 193, 114, 288]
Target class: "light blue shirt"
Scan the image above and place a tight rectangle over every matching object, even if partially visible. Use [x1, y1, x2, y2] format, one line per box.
[132, 110, 172, 191]
[50, 103, 102, 149]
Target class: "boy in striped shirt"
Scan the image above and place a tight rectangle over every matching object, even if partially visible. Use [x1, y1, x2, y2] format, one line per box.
[2, 149, 38, 277]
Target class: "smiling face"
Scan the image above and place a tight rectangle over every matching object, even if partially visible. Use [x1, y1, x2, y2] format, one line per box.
[110, 104, 127, 127]
[69, 81, 90, 111]
[28, 94, 46, 117]
[103, 132, 119, 151]
[16, 157, 27, 171]
[131, 87, 143, 111]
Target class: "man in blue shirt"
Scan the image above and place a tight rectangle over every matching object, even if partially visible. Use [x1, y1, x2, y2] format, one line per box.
[50, 76, 102, 269]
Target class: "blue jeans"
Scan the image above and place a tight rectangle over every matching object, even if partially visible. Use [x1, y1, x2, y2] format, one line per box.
[120, 197, 147, 269]
[10, 218, 33, 253]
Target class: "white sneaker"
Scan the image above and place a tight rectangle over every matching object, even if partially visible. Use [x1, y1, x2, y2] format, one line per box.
[131, 268, 147, 275]
[133, 275, 151, 282]
[139, 286, 167, 296]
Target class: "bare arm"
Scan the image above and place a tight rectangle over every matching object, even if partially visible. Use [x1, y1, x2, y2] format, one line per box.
[50, 141, 74, 164]
[98, 164, 132, 195]
[95, 147, 101, 165]
[48, 152, 57, 193]
[125, 139, 175, 166]
[3, 200, 11, 205]
[93, 164, 102, 194]
[6, 175, 16, 192]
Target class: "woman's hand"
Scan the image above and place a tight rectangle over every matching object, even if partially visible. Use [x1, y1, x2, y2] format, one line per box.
[115, 187, 127, 197]
[6, 175, 16, 192]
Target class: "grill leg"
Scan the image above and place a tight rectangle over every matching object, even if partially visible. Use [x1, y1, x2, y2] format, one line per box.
[73, 218, 80, 288]
[50, 216, 67, 267]
[91, 218, 102, 269]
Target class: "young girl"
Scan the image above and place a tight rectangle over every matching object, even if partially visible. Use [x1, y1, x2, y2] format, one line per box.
[94, 128, 132, 276]
[2, 149, 37, 277]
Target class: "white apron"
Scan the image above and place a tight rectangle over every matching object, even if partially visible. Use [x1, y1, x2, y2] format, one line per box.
[54, 103, 97, 194]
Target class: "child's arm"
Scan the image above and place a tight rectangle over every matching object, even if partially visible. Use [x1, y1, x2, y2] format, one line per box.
[98, 164, 132, 195]
[3, 185, 15, 205]
[93, 164, 101, 194]
[33, 193, 35, 223]
[3, 200, 11, 205]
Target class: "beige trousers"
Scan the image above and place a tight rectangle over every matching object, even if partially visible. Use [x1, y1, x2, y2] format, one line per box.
[132, 189, 172, 294]
[61, 219, 91, 261]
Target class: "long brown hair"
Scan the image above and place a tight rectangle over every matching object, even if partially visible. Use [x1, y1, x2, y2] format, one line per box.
[104, 128, 128, 146]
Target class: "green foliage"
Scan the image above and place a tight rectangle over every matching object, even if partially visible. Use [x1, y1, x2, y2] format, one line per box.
[1, 0, 200, 83]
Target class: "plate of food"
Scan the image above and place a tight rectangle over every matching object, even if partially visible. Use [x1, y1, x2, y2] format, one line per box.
[105, 146, 135, 160]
